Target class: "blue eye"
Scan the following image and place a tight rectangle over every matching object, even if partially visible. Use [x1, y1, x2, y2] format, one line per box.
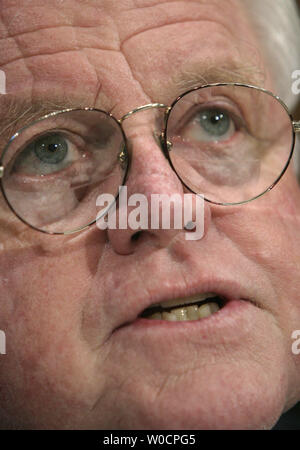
[196, 109, 230, 137]
[34, 134, 68, 164]
[178, 107, 235, 143]
[11, 132, 76, 176]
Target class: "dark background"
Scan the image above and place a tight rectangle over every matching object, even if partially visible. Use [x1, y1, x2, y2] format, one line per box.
[272, 0, 300, 430]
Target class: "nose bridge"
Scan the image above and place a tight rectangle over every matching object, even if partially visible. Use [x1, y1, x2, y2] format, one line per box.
[119, 103, 182, 197]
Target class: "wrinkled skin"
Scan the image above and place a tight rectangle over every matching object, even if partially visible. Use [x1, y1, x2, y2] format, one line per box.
[0, 0, 300, 430]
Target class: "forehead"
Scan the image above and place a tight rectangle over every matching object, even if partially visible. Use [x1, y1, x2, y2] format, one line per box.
[0, 0, 268, 124]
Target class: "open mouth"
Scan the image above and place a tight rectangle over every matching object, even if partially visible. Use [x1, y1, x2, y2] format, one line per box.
[140, 293, 225, 322]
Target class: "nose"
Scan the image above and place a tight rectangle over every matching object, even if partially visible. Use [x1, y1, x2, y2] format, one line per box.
[106, 108, 212, 255]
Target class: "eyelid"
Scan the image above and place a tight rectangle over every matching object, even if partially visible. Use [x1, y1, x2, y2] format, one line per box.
[4, 128, 87, 169]
[23, 129, 85, 153]
[175, 99, 248, 135]
[8, 134, 94, 185]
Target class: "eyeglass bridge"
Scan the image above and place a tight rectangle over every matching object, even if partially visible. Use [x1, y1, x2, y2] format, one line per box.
[119, 103, 171, 123]
[119, 103, 173, 156]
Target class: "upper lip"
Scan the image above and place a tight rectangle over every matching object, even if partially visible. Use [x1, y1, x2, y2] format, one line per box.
[113, 277, 254, 330]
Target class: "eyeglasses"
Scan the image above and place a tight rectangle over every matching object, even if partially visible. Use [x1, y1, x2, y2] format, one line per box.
[0, 83, 299, 235]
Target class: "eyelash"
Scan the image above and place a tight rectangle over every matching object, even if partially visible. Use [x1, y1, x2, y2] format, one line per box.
[176, 101, 247, 136]
[6, 128, 88, 175]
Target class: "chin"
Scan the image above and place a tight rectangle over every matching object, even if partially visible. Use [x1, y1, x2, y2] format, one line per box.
[104, 363, 287, 430]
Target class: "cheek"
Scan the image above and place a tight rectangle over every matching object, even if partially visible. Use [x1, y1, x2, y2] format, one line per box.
[213, 168, 300, 269]
[215, 205, 300, 293]
[0, 227, 107, 336]
[0, 245, 91, 364]
[0, 246, 88, 305]
[0, 233, 109, 427]
[212, 180, 300, 335]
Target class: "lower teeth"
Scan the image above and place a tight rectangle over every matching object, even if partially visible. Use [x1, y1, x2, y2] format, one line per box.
[147, 302, 220, 321]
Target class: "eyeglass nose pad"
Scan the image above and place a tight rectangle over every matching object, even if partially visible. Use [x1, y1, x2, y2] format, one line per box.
[118, 144, 128, 170]
[153, 132, 173, 157]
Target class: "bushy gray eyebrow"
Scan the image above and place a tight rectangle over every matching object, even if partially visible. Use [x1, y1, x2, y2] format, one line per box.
[0, 62, 265, 145]
[172, 63, 266, 94]
[0, 97, 88, 144]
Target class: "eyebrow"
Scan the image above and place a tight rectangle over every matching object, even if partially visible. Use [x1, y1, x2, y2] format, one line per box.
[1, 98, 82, 127]
[172, 63, 267, 95]
[0, 97, 91, 144]
[0, 63, 266, 144]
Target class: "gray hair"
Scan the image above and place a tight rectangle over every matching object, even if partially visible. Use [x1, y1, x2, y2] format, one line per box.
[244, 0, 300, 109]
[244, 0, 300, 175]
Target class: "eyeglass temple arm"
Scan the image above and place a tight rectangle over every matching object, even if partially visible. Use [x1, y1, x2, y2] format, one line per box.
[293, 121, 300, 133]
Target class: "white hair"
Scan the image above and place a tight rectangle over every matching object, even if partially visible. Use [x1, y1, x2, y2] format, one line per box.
[244, 0, 300, 176]
[244, 0, 300, 108]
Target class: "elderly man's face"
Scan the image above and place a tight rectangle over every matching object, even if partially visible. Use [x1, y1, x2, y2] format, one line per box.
[0, 0, 300, 430]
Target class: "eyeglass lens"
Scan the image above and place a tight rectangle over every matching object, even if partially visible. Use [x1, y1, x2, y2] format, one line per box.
[1, 109, 128, 233]
[165, 84, 294, 204]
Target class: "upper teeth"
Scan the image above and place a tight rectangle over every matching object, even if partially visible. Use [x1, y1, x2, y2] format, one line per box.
[153, 302, 220, 321]
[153, 293, 217, 309]
[145, 293, 222, 322]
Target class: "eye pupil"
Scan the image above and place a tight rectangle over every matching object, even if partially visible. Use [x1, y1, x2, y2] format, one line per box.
[210, 113, 223, 123]
[34, 134, 68, 164]
[48, 143, 59, 152]
[199, 109, 230, 137]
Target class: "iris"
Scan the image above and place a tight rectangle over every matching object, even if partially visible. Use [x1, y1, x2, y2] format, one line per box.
[34, 134, 68, 164]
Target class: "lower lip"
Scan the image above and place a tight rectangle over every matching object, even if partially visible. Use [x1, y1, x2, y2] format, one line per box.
[113, 299, 259, 341]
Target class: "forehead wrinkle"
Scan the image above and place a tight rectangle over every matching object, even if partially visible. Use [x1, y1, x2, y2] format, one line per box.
[0, 29, 119, 67]
[0, 46, 119, 71]
[0, 1, 116, 39]
[115, 0, 246, 42]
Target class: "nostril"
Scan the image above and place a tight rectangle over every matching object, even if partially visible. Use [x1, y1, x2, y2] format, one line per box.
[131, 231, 143, 242]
